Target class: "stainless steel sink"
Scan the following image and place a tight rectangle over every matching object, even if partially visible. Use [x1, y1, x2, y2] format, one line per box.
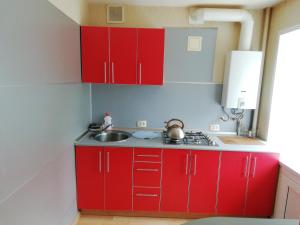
[92, 130, 131, 142]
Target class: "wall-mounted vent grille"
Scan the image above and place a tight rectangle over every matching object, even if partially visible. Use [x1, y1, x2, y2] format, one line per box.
[107, 5, 124, 24]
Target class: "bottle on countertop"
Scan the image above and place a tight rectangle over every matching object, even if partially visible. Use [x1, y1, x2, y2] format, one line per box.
[102, 112, 113, 130]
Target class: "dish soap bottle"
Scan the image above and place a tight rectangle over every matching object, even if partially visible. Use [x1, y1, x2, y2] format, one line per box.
[103, 112, 112, 130]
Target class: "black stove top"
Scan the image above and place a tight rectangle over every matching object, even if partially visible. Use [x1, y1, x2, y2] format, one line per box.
[162, 131, 217, 146]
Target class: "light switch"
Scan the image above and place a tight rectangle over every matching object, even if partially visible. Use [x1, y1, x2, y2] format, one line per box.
[187, 36, 202, 52]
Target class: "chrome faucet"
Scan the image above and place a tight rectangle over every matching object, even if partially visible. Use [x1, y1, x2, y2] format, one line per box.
[99, 124, 113, 133]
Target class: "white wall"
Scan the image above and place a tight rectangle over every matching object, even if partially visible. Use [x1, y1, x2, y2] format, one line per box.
[0, 0, 90, 225]
[48, 0, 89, 24]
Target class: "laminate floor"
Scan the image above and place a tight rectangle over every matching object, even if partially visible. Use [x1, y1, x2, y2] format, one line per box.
[77, 215, 190, 225]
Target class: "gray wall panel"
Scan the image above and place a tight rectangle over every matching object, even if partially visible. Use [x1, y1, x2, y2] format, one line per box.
[164, 28, 217, 82]
[0, 0, 90, 225]
[0, 0, 81, 85]
[92, 84, 251, 132]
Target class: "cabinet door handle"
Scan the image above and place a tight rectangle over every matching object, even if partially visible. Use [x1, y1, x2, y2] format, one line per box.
[99, 151, 102, 173]
[112, 62, 115, 83]
[104, 61, 107, 83]
[244, 156, 249, 178]
[136, 154, 159, 158]
[185, 153, 189, 175]
[139, 63, 142, 84]
[136, 193, 158, 197]
[136, 168, 159, 172]
[106, 152, 110, 173]
[193, 154, 197, 176]
[251, 157, 257, 178]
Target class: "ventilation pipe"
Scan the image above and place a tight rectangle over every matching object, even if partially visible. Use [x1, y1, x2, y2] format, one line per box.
[189, 8, 254, 51]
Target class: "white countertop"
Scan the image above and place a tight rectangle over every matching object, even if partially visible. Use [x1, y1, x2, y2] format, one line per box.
[183, 217, 298, 225]
[75, 130, 277, 153]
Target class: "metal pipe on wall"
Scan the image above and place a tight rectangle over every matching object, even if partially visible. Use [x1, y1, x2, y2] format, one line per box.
[251, 7, 272, 138]
[189, 8, 254, 51]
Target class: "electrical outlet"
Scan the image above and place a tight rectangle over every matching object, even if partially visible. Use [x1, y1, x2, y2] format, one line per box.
[137, 120, 147, 128]
[209, 124, 220, 132]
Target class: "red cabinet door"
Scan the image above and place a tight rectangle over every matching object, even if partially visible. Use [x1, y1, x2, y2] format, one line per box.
[218, 152, 249, 216]
[137, 28, 165, 85]
[189, 151, 220, 214]
[104, 147, 133, 211]
[81, 26, 109, 83]
[161, 149, 190, 212]
[133, 187, 160, 211]
[75, 146, 104, 210]
[110, 28, 137, 84]
[245, 153, 279, 217]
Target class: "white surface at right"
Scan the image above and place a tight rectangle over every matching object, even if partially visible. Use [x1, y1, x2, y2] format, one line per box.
[184, 217, 299, 225]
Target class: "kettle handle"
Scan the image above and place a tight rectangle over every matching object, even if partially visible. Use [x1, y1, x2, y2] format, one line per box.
[165, 119, 184, 129]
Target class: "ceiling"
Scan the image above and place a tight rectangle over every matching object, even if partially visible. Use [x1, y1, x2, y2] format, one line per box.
[87, 0, 283, 9]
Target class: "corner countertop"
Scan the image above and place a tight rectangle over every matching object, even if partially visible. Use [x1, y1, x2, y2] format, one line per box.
[75, 129, 277, 153]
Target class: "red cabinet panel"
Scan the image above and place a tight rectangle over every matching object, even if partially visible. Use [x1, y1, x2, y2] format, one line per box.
[110, 28, 137, 84]
[137, 28, 165, 85]
[133, 187, 160, 211]
[245, 153, 279, 217]
[81, 26, 109, 83]
[189, 151, 220, 214]
[134, 162, 161, 187]
[134, 148, 162, 162]
[218, 152, 249, 216]
[75, 146, 104, 210]
[161, 149, 190, 212]
[104, 147, 133, 211]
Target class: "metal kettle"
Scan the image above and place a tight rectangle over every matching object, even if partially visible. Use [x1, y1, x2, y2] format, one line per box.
[165, 119, 185, 140]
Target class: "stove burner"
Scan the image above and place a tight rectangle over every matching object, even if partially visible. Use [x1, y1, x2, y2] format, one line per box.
[162, 131, 217, 146]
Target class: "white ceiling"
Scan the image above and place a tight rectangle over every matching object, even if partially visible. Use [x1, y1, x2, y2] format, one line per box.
[87, 0, 283, 9]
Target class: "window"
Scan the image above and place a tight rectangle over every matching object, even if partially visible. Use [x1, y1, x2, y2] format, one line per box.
[268, 28, 300, 172]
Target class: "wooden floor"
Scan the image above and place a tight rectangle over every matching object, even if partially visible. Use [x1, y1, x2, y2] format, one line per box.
[77, 215, 191, 225]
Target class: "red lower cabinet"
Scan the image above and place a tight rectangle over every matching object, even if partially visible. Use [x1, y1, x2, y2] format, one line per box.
[189, 151, 220, 214]
[75, 146, 133, 211]
[104, 147, 133, 211]
[133, 188, 160, 211]
[161, 149, 190, 212]
[218, 152, 249, 216]
[75, 146, 105, 210]
[218, 151, 279, 217]
[76, 146, 279, 217]
[245, 153, 279, 217]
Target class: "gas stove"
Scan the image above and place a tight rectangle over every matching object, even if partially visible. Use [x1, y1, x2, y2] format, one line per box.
[162, 131, 217, 146]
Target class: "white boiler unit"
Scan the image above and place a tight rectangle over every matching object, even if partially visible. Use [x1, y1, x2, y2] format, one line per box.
[221, 51, 263, 109]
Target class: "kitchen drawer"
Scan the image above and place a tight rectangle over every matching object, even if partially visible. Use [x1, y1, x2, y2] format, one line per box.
[134, 148, 162, 162]
[134, 162, 161, 187]
[133, 187, 160, 211]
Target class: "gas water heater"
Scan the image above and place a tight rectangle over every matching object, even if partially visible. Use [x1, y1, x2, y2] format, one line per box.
[221, 51, 263, 109]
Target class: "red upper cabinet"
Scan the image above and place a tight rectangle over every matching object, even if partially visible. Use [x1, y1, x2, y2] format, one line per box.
[137, 28, 165, 85]
[218, 152, 249, 216]
[245, 153, 279, 217]
[75, 146, 105, 210]
[189, 151, 220, 214]
[81, 27, 109, 83]
[80, 26, 164, 85]
[104, 147, 133, 211]
[161, 149, 190, 212]
[110, 28, 138, 84]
